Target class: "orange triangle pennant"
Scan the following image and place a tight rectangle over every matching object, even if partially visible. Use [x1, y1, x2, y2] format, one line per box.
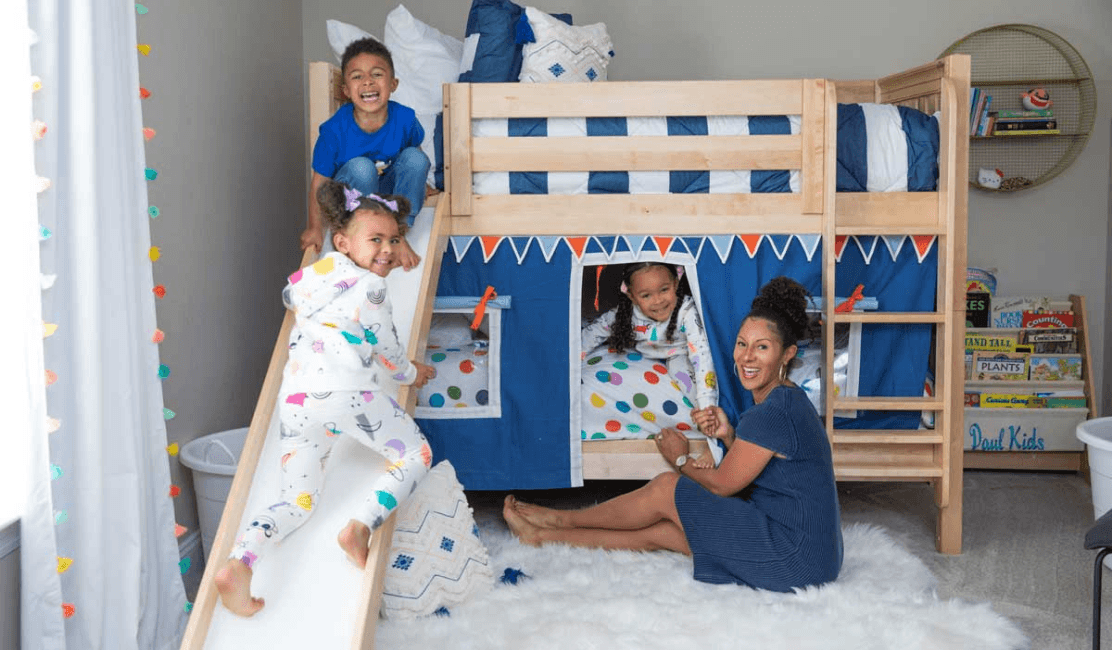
[833, 235, 848, 259]
[739, 234, 762, 257]
[912, 235, 936, 258]
[565, 237, 588, 260]
[652, 237, 674, 255]
[479, 236, 503, 260]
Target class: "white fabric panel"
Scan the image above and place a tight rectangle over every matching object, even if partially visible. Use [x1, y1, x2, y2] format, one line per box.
[625, 117, 670, 194]
[707, 115, 751, 193]
[545, 118, 588, 194]
[471, 118, 510, 195]
[788, 115, 802, 193]
[861, 103, 909, 192]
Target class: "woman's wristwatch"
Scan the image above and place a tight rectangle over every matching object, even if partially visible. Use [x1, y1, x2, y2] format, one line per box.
[674, 454, 689, 468]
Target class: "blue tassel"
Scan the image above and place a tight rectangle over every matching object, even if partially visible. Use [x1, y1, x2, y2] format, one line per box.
[500, 567, 530, 585]
[434, 606, 451, 617]
[514, 14, 535, 45]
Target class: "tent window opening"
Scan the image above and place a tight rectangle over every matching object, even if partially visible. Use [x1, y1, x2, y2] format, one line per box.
[415, 303, 504, 419]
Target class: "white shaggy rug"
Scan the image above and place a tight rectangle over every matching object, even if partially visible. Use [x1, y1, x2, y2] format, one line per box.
[377, 523, 1028, 650]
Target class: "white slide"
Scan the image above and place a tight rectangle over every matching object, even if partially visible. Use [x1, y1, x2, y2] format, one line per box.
[197, 206, 435, 649]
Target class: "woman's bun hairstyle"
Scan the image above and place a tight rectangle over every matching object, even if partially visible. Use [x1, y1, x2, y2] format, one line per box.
[747, 276, 814, 350]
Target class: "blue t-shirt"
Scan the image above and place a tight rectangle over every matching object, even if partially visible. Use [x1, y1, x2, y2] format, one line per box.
[311, 101, 424, 178]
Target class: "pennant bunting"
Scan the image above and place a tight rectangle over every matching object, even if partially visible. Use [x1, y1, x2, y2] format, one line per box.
[738, 234, 762, 258]
[853, 235, 878, 265]
[507, 237, 532, 264]
[652, 236, 674, 256]
[912, 235, 936, 262]
[881, 235, 906, 261]
[833, 235, 849, 262]
[706, 235, 735, 263]
[592, 236, 617, 258]
[533, 236, 562, 262]
[479, 236, 504, 262]
[564, 237, 588, 260]
[680, 237, 705, 260]
[766, 234, 793, 260]
[622, 235, 648, 259]
[449, 236, 475, 263]
[795, 234, 821, 261]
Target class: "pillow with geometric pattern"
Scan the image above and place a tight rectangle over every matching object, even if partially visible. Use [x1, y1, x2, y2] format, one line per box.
[518, 6, 613, 83]
[381, 460, 494, 619]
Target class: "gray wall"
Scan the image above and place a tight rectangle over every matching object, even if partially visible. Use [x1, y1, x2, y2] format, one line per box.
[139, 0, 306, 550]
[302, 0, 1112, 414]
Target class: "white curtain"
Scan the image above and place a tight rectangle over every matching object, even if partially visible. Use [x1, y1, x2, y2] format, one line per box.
[23, 0, 189, 648]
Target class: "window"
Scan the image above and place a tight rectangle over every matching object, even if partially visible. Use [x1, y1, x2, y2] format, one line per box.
[415, 305, 504, 419]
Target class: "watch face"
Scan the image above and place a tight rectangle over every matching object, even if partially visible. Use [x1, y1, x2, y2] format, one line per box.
[675, 454, 687, 467]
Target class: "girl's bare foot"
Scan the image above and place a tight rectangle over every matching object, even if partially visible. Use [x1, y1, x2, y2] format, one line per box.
[506, 495, 567, 529]
[215, 559, 265, 616]
[503, 496, 544, 547]
[338, 519, 371, 568]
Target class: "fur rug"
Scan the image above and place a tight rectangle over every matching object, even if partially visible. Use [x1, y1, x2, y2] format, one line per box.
[377, 523, 1028, 650]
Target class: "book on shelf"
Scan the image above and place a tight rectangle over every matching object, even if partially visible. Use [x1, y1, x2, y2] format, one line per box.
[994, 119, 1057, 131]
[1028, 354, 1083, 381]
[1018, 327, 1078, 354]
[992, 129, 1062, 136]
[976, 95, 993, 136]
[969, 88, 981, 132]
[996, 108, 1053, 118]
[972, 351, 1030, 381]
[1021, 310, 1074, 328]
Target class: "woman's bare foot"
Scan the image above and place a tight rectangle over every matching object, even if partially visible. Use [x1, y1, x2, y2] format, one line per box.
[506, 495, 567, 529]
[338, 519, 371, 568]
[215, 559, 265, 616]
[503, 496, 544, 547]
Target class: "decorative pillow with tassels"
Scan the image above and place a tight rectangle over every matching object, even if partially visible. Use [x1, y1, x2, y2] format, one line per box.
[381, 460, 494, 619]
[517, 6, 613, 83]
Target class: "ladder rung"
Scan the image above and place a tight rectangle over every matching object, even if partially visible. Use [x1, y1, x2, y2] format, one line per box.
[832, 396, 944, 411]
[835, 464, 943, 480]
[833, 429, 944, 444]
[830, 311, 945, 324]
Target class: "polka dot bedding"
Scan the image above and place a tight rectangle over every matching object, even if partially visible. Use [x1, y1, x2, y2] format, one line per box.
[581, 348, 703, 441]
[418, 342, 491, 409]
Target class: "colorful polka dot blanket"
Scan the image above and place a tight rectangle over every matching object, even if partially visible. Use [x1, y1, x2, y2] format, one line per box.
[418, 342, 491, 409]
[581, 348, 704, 441]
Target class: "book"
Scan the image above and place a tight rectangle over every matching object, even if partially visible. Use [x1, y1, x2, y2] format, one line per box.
[969, 88, 982, 132]
[1028, 354, 1083, 381]
[992, 129, 1061, 136]
[994, 119, 1057, 131]
[976, 95, 993, 136]
[972, 351, 1030, 381]
[996, 108, 1053, 118]
[1018, 327, 1078, 354]
[965, 292, 990, 327]
[979, 393, 1038, 408]
[992, 295, 1072, 327]
[965, 331, 1017, 352]
[1045, 396, 1087, 408]
[1021, 310, 1074, 328]
[964, 391, 981, 407]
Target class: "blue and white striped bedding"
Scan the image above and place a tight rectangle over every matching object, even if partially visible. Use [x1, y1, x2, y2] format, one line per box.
[458, 103, 939, 195]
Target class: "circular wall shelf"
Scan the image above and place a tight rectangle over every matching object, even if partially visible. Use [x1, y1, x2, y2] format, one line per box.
[942, 24, 1096, 192]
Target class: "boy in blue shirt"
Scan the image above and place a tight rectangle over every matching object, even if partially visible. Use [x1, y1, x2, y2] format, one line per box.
[301, 38, 430, 270]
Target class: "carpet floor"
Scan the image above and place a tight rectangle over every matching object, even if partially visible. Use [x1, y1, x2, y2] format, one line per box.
[456, 469, 1099, 649]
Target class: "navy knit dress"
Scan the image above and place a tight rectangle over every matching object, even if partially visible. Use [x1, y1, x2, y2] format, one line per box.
[674, 384, 843, 592]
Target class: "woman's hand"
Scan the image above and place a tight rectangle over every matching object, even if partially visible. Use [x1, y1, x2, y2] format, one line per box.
[411, 361, 437, 388]
[693, 406, 735, 444]
[655, 427, 690, 469]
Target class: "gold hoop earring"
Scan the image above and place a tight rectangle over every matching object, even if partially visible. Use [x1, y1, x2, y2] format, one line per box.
[779, 364, 788, 383]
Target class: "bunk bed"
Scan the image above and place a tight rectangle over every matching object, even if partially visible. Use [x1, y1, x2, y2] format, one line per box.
[182, 54, 969, 650]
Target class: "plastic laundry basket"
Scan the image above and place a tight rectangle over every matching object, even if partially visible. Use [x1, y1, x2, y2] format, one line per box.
[179, 427, 249, 562]
[1078, 418, 1112, 519]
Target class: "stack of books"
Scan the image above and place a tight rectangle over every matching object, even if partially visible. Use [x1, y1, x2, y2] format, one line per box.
[989, 108, 1059, 136]
[969, 88, 994, 136]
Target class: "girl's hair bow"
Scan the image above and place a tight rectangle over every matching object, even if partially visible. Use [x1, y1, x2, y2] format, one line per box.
[344, 186, 398, 213]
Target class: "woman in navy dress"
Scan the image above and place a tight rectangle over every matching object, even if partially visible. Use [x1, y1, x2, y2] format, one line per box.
[503, 276, 843, 592]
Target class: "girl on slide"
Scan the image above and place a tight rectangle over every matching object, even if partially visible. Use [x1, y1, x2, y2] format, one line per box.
[216, 181, 436, 616]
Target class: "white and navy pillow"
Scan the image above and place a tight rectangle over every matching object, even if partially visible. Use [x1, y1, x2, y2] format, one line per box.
[458, 0, 572, 83]
[837, 103, 940, 192]
[381, 461, 494, 619]
[517, 7, 613, 83]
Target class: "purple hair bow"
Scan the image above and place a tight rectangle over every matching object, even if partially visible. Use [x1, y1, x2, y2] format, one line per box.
[343, 187, 398, 213]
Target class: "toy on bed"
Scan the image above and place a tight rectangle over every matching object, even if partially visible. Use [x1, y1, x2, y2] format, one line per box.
[579, 262, 721, 462]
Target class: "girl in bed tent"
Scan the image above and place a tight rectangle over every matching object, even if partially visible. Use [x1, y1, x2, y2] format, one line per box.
[581, 262, 719, 465]
[505, 276, 843, 593]
[216, 181, 436, 617]
[301, 37, 429, 272]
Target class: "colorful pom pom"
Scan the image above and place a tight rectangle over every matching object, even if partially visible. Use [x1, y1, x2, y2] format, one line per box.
[136, 3, 148, 14]
[31, 76, 42, 93]
[144, 168, 158, 180]
[143, 127, 155, 141]
[137, 44, 151, 56]
[45, 369, 58, 385]
[43, 323, 58, 338]
[57, 557, 73, 574]
[32, 120, 47, 140]
[179, 557, 191, 575]
[163, 407, 175, 420]
[153, 285, 166, 298]
[62, 603, 75, 618]
[174, 523, 187, 538]
[50, 464, 62, 480]
[166, 443, 179, 456]
[148, 205, 160, 218]
[39, 224, 52, 240]
[158, 364, 170, 379]
[47, 417, 61, 433]
[139, 87, 151, 99]
[54, 510, 67, 525]
[148, 246, 161, 261]
[169, 485, 181, 498]
[500, 567, 530, 585]
[152, 329, 165, 343]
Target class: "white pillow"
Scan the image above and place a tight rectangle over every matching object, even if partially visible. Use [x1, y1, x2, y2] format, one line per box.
[325, 19, 380, 64]
[383, 4, 463, 116]
[518, 6, 613, 83]
[381, 460, 494, 619]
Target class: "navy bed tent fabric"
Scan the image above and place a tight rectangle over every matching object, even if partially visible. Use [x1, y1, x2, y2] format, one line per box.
[419, 233, 937, 491]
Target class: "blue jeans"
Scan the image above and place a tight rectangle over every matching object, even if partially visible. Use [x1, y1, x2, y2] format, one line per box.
[333, 147, 429, 226]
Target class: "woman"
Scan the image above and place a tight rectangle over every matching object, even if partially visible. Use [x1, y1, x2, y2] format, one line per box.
[503, 276, 843, 592]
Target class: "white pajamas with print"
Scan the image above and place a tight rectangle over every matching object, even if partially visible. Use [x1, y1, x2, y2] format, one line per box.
[231, 252, 431, 569]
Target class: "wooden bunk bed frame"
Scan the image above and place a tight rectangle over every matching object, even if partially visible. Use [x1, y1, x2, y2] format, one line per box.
[181, 54, 969, 650]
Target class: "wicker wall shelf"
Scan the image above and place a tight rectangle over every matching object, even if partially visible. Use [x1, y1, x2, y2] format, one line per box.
[942, 24, 1096, 192]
